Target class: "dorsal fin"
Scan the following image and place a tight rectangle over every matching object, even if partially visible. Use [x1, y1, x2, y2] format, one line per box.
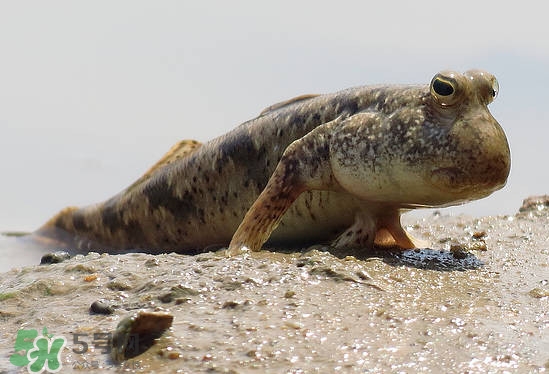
[141, 139, 202, 178]
[259, 94, 320, 116]
[127, 140, 202, 192]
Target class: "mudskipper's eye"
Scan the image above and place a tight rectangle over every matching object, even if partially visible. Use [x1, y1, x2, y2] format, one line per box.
[491, 78, 499, 100]
[432, 78, 455, 96]
[430, 72, 461, 106]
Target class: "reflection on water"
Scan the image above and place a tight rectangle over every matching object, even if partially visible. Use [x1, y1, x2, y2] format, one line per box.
[0, 234, 52, 273]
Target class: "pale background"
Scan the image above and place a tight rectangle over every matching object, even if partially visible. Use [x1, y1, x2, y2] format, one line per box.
[1, 1, 548, 232]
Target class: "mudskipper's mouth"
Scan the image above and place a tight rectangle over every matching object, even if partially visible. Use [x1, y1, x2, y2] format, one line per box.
[429, 163, 508, 201]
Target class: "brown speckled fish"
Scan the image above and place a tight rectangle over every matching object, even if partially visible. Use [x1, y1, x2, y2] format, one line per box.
[34, 70, 510, 255]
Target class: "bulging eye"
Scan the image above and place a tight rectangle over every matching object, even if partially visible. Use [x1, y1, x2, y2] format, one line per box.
[491, 78, 499, 100]
[432, 78, 455, 96]
[430, 72, 461, 106]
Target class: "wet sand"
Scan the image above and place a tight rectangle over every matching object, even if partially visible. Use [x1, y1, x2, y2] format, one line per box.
[1, 198, 548, 373]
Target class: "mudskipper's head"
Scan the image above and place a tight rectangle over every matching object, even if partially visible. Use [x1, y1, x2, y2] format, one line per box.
[426, 69, 511, 205]
[329, 69, 511, 208]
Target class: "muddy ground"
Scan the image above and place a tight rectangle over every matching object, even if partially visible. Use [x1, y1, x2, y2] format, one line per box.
[0, 197, 548, 373]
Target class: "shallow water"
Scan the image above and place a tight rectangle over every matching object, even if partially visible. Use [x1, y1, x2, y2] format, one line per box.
[1, 205, 548, 373]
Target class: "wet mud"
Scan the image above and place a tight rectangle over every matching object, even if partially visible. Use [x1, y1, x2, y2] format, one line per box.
[0, 198, 548, 373]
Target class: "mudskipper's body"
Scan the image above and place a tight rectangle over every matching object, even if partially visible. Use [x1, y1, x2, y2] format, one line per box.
[34, 70, 510, 255]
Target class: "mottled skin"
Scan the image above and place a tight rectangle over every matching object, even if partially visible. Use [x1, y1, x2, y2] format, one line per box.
[34, 70, 510, 255]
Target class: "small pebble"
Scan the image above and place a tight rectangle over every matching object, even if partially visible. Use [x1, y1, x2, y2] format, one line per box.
[159, 347, 181, 360]
[40, 251, 71, 265]
[84, 274, 98, 282]
[468, 241, 487, 251]
[90, 299, 115, 315]
[111, 310, 174, 362]
[222, 301, 240, 309]
[528, 288, 549, 299]
[472, 231, 487, 239]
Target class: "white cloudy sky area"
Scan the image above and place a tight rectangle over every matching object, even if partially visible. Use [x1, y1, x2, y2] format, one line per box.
[0, 1, 547, 231]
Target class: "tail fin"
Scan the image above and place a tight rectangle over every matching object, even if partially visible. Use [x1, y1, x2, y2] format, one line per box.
[34, 140, 203, 252]
[34, 206, 106, 252]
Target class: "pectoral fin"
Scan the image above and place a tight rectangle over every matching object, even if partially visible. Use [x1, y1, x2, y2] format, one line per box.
[228, 121, 339, 255]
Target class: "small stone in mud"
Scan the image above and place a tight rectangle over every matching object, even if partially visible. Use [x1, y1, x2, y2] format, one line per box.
[222, 301, 240, 309]
[472, 231, 487, 239]
[158, 346, 181, 360]
[528, 287, 549, 299]
[84, 274, 98, 282]
[467, 240, 487, 251]
[90, 299, 115, 315]
[40, 251, 70, 265]
[284, 290, 296, 298]
[111, 310, 174, 362]
[519, 195, 549, 212]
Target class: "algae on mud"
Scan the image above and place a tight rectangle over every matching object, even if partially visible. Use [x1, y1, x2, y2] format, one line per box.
[0, 197, 548, 373]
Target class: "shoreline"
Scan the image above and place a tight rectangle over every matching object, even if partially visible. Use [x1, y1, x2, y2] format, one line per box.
[1, 197, 548, 373]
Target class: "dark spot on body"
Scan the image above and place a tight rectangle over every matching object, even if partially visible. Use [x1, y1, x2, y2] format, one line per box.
[343, 99, 359, 115]
[123, 220, 147, 246]
[290, 112, 306, 126]
[316, 142, 329, 159]
[100, 201, 122, 233]
[197, 208, 206, 224]
[72, 212, 88, 231]
[144, 174, 196, 221]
